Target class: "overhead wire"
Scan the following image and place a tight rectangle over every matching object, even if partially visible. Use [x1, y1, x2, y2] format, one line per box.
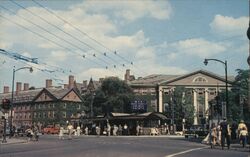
[10, 0, 125, 69]
[0, 13, 106, 69]
[31, 0, 133, 66]
[30, 0, 145, 75]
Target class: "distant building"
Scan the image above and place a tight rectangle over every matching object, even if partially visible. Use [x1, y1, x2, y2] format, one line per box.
[0, 76, 83, 128]
[129, 70, 234, 125]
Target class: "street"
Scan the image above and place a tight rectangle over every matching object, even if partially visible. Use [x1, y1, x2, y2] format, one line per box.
[0, 135, 249, 157]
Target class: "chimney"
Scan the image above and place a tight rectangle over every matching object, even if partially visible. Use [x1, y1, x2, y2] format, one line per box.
[46, 79, 52, 88]
[68, 75, 74, 89]
[64, 84, 68, 89]
[3, 86, 9, 93]
[16, 82, 22, 94]
[82, 80, 88, 87]
[99, 78, 104, 83]
[124, 69, 130, 81]
[23, 83, 29, 91]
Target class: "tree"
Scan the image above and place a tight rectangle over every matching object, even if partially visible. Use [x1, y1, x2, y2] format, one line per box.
[88, 77, 134, 115]
[218, 69, 250, 123]
[163, 86, 194, 129]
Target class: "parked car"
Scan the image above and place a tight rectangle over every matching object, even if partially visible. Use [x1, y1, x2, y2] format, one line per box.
[184, 126, 208, 139]
[42, 125, 60, 134]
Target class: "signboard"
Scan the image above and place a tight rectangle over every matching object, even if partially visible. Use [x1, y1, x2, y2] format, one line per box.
[131, 100, 147, 112]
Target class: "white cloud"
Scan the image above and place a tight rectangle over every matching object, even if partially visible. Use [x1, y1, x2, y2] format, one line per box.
[78, 68, 123, 80]
[210, 15, 248, 37]
[50, 50, 68, 61]
[74, 0, 172, 22]
[174, 38, 226, 58]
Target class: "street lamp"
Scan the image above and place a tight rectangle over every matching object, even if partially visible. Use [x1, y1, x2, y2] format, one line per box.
[10, 66, 33, 137]
[203, 58, 229, 119]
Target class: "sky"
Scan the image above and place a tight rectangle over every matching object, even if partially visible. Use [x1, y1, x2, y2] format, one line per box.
[0, 0, 249, 92]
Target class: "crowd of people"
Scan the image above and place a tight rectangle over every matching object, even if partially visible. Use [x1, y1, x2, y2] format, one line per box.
[210, 118, 249, 149]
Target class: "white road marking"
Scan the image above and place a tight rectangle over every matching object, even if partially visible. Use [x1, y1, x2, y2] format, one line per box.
[165, 146, 209, 157]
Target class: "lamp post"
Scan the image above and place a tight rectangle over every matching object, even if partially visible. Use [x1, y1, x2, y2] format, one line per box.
[204, 59, 229, 119]
[10, 66, 33, 137]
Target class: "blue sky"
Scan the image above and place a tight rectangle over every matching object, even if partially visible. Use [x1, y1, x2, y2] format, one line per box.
[0, 0, 248, 92]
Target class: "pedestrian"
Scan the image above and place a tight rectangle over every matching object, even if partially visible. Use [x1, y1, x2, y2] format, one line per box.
[33, 125, 39, 141]
[85, 126, 88, 135]
[107, 122, 111, 136]
[239, 127, 248, 148]
[123, 124, 128, 136]
[238, 120, 248, 145]
[96, 125, 101, 137]
[67, 123, 73, 140]
[220, 118, 231, 149]
[210, 123, 217, 148]
[59, 126, 64, 139]
[136, 124, 140, 136]
[113, 125, 118, 136]
[216, 125, 221, 145]
[25, 127, 33, 142]
[118, 124, 122, 136]
[76, 125, 81, 136]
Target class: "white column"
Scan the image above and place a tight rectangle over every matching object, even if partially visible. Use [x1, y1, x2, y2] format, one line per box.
[204, 88, 209, 119]
[193, 89, 198, 125]
[158, 86, 163, 113]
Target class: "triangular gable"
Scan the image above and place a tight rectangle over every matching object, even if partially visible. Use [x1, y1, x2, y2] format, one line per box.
[61, 89, 82, 102]
[33, 88, 57, 102]
[160, 70, 233, 86]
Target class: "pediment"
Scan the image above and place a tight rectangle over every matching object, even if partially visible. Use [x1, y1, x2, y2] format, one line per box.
[160, 70, 233, 87]
[33, 89, 56, 102]
[62, 90, 81, 102]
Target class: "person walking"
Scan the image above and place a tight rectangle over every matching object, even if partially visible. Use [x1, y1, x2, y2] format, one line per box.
[239, 127, 248, 148]
[113, 125, 118, 136]
[85, 126, 88, 135]
[107, 123, 111, 136]
[67, 123, 73, 140]
[76, 125, 81, 136]
[136, 124, 140, 136]
[210, 123, 217, 148]
[220, 118, 231, 149]
[59, 126, 64, 139]
[238, 120, 248, 145]
[96, 125, 101, 137]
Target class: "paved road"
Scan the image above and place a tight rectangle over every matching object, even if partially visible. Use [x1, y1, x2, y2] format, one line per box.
[0, 135, 249, 157]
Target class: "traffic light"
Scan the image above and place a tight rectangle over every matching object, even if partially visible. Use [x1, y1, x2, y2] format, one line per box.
[1, 99, 11, 110]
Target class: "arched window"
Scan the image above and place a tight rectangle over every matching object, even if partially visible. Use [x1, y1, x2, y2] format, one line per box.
[193, 76, 208, 83]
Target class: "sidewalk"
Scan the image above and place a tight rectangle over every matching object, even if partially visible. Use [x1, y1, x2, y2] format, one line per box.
[0, 137, 27, 145]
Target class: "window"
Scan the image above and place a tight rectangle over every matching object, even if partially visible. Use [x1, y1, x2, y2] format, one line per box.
[63, 103, 67, 108]
[63, 112, 66, 118]
[77, 104, 81, 109]
[193, 76, 208, 83]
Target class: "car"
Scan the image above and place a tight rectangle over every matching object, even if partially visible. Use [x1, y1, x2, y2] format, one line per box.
[42, 125, 60, 134]
[184, 126, 208, 139]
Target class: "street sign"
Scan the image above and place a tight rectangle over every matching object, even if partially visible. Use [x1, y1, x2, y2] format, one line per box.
[131, 100, 147, 112]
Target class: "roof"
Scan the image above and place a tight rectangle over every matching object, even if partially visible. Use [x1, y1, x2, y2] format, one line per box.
[130, 74, 179, 86]
[46, 87, 70, 99]
[0, 87, 83, 104]
[92, 112, 168, 120]
[129, 69, 235, 86]
[0, 88, 42, 103]
[159, 69, 234, 85]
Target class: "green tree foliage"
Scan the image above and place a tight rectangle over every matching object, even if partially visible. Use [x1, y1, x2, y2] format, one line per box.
[218, 69, 249, 123]
[163, 86, 194, 128]
[85, 77, 134, 115]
